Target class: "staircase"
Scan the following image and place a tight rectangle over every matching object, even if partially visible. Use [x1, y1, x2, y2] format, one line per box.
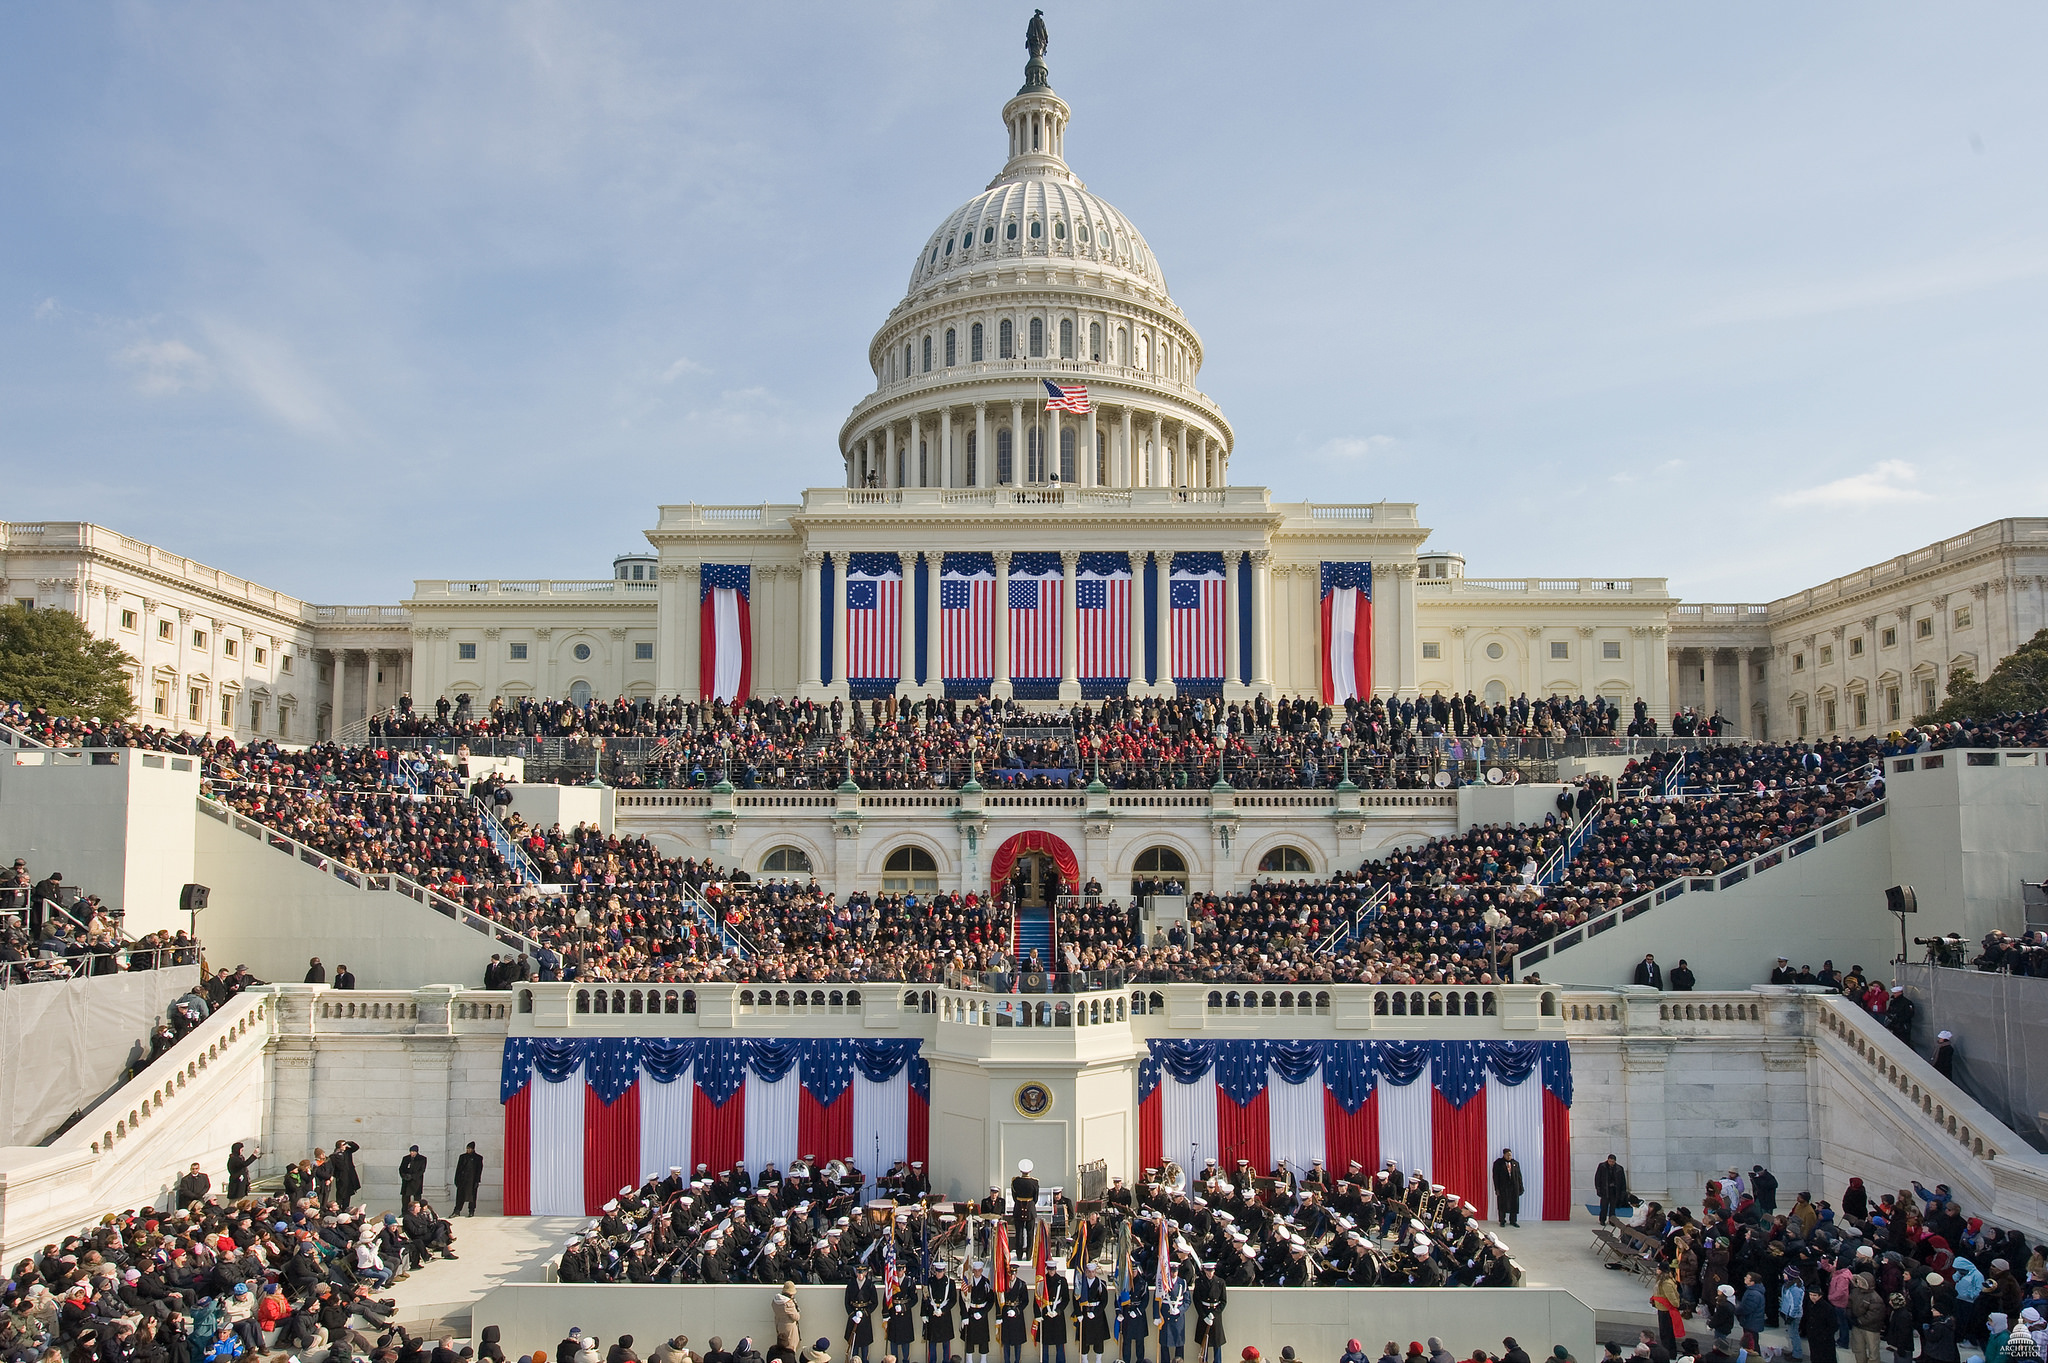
[1014, 903, 1054, 964]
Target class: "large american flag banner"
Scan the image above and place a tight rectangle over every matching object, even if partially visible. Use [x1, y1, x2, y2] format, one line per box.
[699, 564, 751, 704]
[1007, 552, 1063, 691]
[1320, 561, 1374, 703]
[939, 552, 995, 686]
[1170, 552, 1228, 685]
[1042, 378, 1090, 413]
[1075, 551, 1131, 686]
[845, 553, 901, 687]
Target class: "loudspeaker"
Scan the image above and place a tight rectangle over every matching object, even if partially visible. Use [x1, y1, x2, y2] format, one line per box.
[1885, 885, 1917, 914]
[179, 883, 210, 913]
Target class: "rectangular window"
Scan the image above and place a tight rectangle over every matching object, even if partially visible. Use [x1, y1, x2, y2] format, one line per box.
[249, 700, 263, 733]
[120, 609, 137, 630]
[1886, 686, 1901, 722]
[187, 687, 203, 722]
[922, 335, 932, 372]
[1882, 627, 1897, 648]
[971, 322, 984, 362]
[193, 630, 207, 650]
[1550, 640, 1569, 660]
[223, 637, 236, 658]
[1824, 699, 1837, 732]
[945, 329, 956, 367]
[1421, 642, 1441, 660]
[965, 430, 977, 485]
[1754, 662, 1766, 681]
[255, 646, 266, 665]
[1792, 653, 1805, 671]
[1848, 636, 1863, 657]
[1059, 318, 1074, 359]
[635, 641, 654, 661]
[153, 682, 169, 717]
[159, 619, 174, 640]
[13, 598, 31, 611]
[1954, 605, 1971, 629]
[509, 642, 528, 660]
[1796, 705, 1807, 738]
[1819, 645, 1833, 666]
[999, 319, 1013, 359]
[1854, 693, 1868, 728]
[1090, 321, 1102, 361]
[1602, 640, 1622, 660]
[1029, 317, 1044, 358]
[1917, 617, 1933, 639]
[280, 652, 292, 673]
[458, 642, 477, 661]
[220, 693, 235, 727]
[1922, 679, 1937, 712]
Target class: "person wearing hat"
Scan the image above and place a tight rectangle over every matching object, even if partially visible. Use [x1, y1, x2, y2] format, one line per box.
[773, 1282, 803, 1357]
[805, 1342, 832, 1363]
[1012, 1161, 1040, 1245]
[1075, 1263, 1112, 1361]
[994, 1264, 1028, 1363]
[886, 1272, 919, 1357]
[1191, 1262, 1226, 1363]
[845, 1263, 879, 1363]
[400, 1145, 430, 1203]
[1884, 987, 1915, 1042]
[923, 1263, 959, 1363]
[1155, 1253, 1188, 1363]
[455, 1141, 485, 1216]
[1933, 1032, 1956, 1079]
[1038, 1261, 1073, 1363]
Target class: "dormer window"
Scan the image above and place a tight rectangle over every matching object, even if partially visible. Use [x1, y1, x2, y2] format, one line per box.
[1006, 222, 1018, 241]
[986, 225, 996, 244]
[1053, 219, 1067, 240]
[1029, 219, 1041, 239]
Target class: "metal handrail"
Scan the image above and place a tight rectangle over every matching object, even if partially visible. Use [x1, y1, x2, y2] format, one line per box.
[1311, 881, 1392, 955]
[0, 720, 50, 750]
[474, 797, 546, 888]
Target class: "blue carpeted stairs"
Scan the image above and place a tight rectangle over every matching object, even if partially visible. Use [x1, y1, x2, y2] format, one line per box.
[1015, 904, 1054, 963]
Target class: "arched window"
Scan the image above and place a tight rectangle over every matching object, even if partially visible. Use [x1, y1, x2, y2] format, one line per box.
[1079, 222, 1092, 244]
[904, 344, 912, 378]
[945, 329, 956, 367]
[1029, 219, 1041, 239]
[1059, 319, 1074, 359]
[1029, 318, 1044, 358]
[883, 845, 939, 893]
[1484, 680, 1506, 705]
[1133, 846, 1187, 876]
[997, 428, 1013, 484]
[1059, 428, 1075, 483]
[971, 322, 984, 362]
[761, 846, 812, 874]
[1005, 221, 1018, 242]
[943, 237, 953, 258]
[569, 680, 592, 707]
[999, 319, 1014, 359]
[1258, 846, 1314, 874]
[1136, 334, 1150, 369]
[1089, 322, 1102, 361]
[1053, 218, 1067, 240]
[922, 336, 932, 373]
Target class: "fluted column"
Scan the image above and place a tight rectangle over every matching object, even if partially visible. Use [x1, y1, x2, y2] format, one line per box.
[992, 551, 1013, 700]
[675, 564, 702, 699]
[939, 406, 952, 489]
[799, 552, 824, 696]
[884, 426, 897, 489]
[974, 403, 988, 488]
[1120, 408, 1134, 487]
[1251, 551, 1274, 693]
[1151, 413, 1166, 487]
[925, 552, 946, 695]
[1736, 647, 1754, 737]
[898, 550, 919, 697]
[1701, 647, 1719, 722]
[1127, 551, 1148, 692]
[830, 550, 851, 698]
[1084, 406, 1098, 487]
[1177, 424, 1189, 488]
[1155, 550, 1177, 698]
[1009, 401, 1024, 485]
[1059, 550, 1081, 702]
[1222, 550, 1244, 696]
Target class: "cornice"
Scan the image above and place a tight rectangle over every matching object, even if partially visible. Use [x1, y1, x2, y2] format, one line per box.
[3, 542, 317, 632]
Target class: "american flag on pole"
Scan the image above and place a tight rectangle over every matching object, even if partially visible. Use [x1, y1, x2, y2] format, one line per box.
[845, 553, 901, 685]
[699, 564, 752, 704]
[1170, 552, 1227, 683]
[1043, 378, 1090, 413]
[1075, 551, 1131, 685]
[882, 1228, 902, 1304]
[939, 552, 995, 686]
[1007, 551, 1063, 685]
[1320, 561, 1374, 703]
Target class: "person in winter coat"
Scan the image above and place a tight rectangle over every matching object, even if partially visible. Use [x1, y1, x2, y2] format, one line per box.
[1781, 1271, 1807, 1361]
[1738, 1276, 1769, 1349]
[1920, 1304, 1961, 1363]
[1153, 1270, 1186, 1363]
[1039, 1267, 1073, 1363]
[1074, 1266, 1112, 1359]
[1984, 1313, 2010, 1363]
[1801, 1289, 1841, 1363]
[1707, 1286, 1738, 1352]
[1883, 1295, 1917, 1363]
[1190, 1266, 1226, 1363]
[1000, 1274, 1033, 1363]
[771, 1284, 802, 1357]
[478, 1327, 506, 1363]
[844, 1267, 879, 1363]
[1849, 1272, 1887, 1363]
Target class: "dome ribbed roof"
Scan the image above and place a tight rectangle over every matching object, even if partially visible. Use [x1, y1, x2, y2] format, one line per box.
[906, 176, 1168, 297]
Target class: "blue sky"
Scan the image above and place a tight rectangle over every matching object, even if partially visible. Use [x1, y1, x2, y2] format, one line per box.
[3, 4, 2044, 605]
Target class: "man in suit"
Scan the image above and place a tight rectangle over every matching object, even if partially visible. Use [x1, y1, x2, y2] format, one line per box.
[454, 1142, 485, 1215]
[1490, 1149, 1524, 1228]
[1594, 1155, 1630, 1227]
[1633, 955, 1663, 989]
[400, 1145, 429, 1203]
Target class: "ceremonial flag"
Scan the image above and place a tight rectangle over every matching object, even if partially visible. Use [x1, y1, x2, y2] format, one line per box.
[1043, 379, 1090, 413]
[1319, 562, 1374, 704]
[700, 564, 752, 704]
[940, 553, 995, 685]
[883, 1230, 902, 1304]
[992, 1220, 1012, 1294]
[845, 553, 902, 685]
[1007, 552, 1063, 687]
[1156, 1208, 1173, 1293]
[1075, 552, 1131, 685]
[1169, 552, 1227, 684]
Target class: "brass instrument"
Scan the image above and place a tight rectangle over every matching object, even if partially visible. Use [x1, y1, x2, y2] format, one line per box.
[1160, 1159, 1186, 1196]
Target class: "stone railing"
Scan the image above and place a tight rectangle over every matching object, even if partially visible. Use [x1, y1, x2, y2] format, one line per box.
[1416, 576, 1669, 597]
[409, 579, 659, 599]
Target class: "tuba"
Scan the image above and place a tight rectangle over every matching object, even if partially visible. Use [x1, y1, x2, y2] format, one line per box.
[1161, 1159, 1186, 1196]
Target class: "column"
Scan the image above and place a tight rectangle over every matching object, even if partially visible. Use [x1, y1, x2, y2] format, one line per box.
[1009, 400, 1024, 485]
[1177, 424, 1189, 488]
[830, 551, 851, 698]
[1736, 647, 1755, 737]
[1151, 413, 1165, 487]
[1222, 550, 1243, 695]
[898, 550, 919, 696]
[992, 551, 1013, 699]
[1059, 550, 1080, 702]
[1120, 407, 1133, 488]
[974, 403, 988, 488]
[800, 552, 824, 696]
[1654, 628, 1673, 724]
[1701, 647, 1719, 722]
[925, 551, 945, 694]
[327, 649, 343, 739]
[1084, 406, 1098, 487]
[1666, 648, 1682, 724]
[885, 426, 898, 489]
[1048, 407, 1061, 485]
[1251, 551, 1275, 692]
[1127, 551, 1148, 692]
[939, 406, 952, 489]
[678, 564, 701, 700]
[1155, 550, 1177, 698]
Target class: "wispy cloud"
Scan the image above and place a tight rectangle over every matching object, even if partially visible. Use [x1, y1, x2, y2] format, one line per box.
[1313, 435, 1397, 460]
[117, 338, 212, 395]
[1694, 244, 2048, 328]
[196, 318, 347, 438]
[1773, 459, 1930, 510]
[660, 356, 707, 383]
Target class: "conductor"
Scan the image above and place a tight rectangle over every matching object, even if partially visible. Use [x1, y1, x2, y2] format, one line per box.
[1011, 1159, 1040, 1243]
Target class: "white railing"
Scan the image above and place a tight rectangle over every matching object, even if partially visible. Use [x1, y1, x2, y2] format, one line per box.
[196, 795, 546, 956]
[0, 721, 48, 750]
[65, 989, 273, 1160]
[409, 579, 659, 598]
[1417, 576, 1665, 596]
[312, 604, 410, 623]
[1513, 799, 1889, 972]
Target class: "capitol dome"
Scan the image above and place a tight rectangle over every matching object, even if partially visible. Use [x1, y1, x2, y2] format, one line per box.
[837, 23, 1232, 493]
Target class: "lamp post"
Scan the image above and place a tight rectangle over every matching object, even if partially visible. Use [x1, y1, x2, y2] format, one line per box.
[1483, 906, 1510, 978]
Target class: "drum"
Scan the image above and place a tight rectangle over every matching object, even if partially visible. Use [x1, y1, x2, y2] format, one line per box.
[867, 1199, 897, 1227]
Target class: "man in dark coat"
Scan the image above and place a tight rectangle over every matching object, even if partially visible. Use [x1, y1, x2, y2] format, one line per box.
[175, 1163, 211, 1207]
[454, 1142, 485, 1216]
[1932, 1031, 1956, 1078]
[844, 1265, 878, 1363]
[997, 1272, 1029, 1357]
[329, 1139, 362, 1207]
[1595, 1155, 1630, 1227]
[921, 1269, 957, 1363]
[1491, 1149, 1525, 1227]
[400, 1146, 429, 1203]
[1191, 1264, 1226, 1363]
[225, 1143, 257, 1200]
[1749, 1166, 1778, 1215]
[1038, 1267, 1072, 1361]
[305, 958, 326, 984]
[1633, 955, 1663, 989]
[1074, 1265, 1111, 1358]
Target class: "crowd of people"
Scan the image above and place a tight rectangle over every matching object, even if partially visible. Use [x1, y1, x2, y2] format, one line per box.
[1614, 1161, 2047, 1363]
[1, 1139, 473, 1363]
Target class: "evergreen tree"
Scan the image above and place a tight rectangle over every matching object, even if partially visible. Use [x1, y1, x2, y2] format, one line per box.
[1929, 626, 2048, 722]
[0, 604, 136, 721]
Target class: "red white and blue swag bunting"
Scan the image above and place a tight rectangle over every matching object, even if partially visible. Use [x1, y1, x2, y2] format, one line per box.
[939, 553, 996, 688]
[1169, 553, 1228, 689]
[700, 565, 752, 704]
[1075, 552, 1133, 690]
[1319, 562, 1372, 705]
[501, 1038, 929, 1216]
[1137, 1040, 1572, 1221]
[1007, 552, 1064, 698]
[845, 553, 903, 694]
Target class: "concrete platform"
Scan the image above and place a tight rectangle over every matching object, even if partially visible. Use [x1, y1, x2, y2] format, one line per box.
[379, 1215, 582, 1337]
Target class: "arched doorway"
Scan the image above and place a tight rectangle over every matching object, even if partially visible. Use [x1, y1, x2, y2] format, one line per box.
[989, 831, 1079, 907]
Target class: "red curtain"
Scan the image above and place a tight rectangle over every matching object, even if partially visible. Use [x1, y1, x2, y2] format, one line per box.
[988, 830, 1080, 896]
[1431, 1088, 1490, 1218]
[798, 1089, 853, 1164]
[693, 1088, 746, 1176]
[907, 1089, 930, 1169]
[1542, 1088, 1573, 1221]
[1216, 1087, 1270, 1176]
[502, 1084, 531, 1216]
[584, 1085, 641, 1215]
[1322, 1087, 1379, 1181]
[1138, 1088, 1162, 1175]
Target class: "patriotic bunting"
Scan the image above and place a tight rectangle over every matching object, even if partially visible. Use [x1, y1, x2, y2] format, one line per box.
[1076, 551, 1132, 689]
[1169, 552, 1227, 689]
[845, 553, 902, 692]
[939, 552, 995, 687]
[1007, 551, 1063, 697]
[1320, 562, 1373, 704]
[700, 564, 752, 704]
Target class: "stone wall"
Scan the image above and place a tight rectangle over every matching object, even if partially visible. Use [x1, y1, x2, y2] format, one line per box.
[0, 964, 199, 1145]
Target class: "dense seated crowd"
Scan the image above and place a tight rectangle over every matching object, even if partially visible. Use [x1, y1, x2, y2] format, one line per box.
[1, 1142, 468, 1363]
[1616, 1159, 2047, 1363]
